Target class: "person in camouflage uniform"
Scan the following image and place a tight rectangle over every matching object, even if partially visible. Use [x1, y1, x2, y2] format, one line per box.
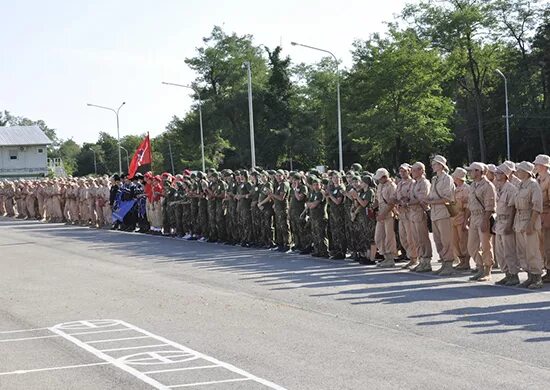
[250, 171, 262, 247]
[257, 172, 275, 248]
[307, 177, 329, 258]
[270, 170, 291, 252]
[188, 173, 200, 240]
[223, 170, 238, 245]
[214, 172, 228, 243]
[197, 172, 209, 239]
[351, 175, 377, 264]
[290, 172, 309, 253]
[206, 171, 218, 242]
[236, 170, 253, 246]
[163, 177, 177, 236]
[325, 172, 347, 259]
[174, 178, 185, 237]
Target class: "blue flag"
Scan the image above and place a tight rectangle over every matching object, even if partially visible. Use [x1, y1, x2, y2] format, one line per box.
[112, 200, 136, 223]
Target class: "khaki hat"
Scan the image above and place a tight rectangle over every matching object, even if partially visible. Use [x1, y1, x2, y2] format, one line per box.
[374, 168, 389, 181]
[431, 155, 448, 171]
[466, 162, 486, 172]
[451, 167, 467, 180]
[517, 161, 535, 175]
[533, 154, 550, 168]
[496, 163, 513, 177]
[412, 162, 425, 171]
[503, 160, 516, 172]
[399, 163, 412, 171]
[487, 164, 497, 173]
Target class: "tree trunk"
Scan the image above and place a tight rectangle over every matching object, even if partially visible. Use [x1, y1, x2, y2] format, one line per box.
[474, 93, 486, 162]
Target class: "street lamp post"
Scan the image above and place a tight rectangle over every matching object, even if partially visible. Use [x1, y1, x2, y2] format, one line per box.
[161, 82, 206, 172]
[120, 146, 130, 171]
[242, 61, 256, 168]
[291, 41, 343, 171]
[495, 69, 511, 161]
[86, 102, 126, 173]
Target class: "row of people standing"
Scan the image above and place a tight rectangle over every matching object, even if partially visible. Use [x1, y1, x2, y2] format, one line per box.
[372, 154, 550, 289]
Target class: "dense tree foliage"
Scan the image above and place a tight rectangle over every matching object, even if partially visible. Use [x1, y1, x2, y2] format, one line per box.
[2, 0, 549, 176]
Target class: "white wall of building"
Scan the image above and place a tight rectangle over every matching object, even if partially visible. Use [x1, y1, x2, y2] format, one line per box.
[0, 145, 49, 177]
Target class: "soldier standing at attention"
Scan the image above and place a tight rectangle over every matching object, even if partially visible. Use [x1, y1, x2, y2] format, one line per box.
[493, 163, 519, 285]
[451, 167, 471, 271]
[464, 162, 497, 282]
[307, 178, 329, 258]
[257, 172, 275, 248]
[373, 168, 397, 268]
[270, 170, 291, 252]
[290, 172, 309, 253]
[325, 172, 347, 259]
[344, 171, 358, 260]
[250, 171, 262, 247]
[514, 162, 544, 289]
[533, 154, 550, 283]
[393, 163, 416, 269]
[351, 175, 377, 264]
[214, 172, 228, 243]
[426, 155, 456, 276]
[236, 170, 253, 246]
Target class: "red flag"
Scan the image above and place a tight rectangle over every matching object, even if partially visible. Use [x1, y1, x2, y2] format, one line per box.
[128, 134, 152, 177]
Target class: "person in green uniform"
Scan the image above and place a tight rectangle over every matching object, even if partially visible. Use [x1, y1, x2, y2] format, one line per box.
[197, 172, 209, 240]
[236, 170, 253, 247]
[206, 171, 218, 242]
[351, 175, 377, 264]
[214, 172, 228, 243]
[270, 170, 291, 252]
[325, 172, 347, 259]
[307, 178, 329, 258]
[250, 171, 262, 247]
[344, 171, 358, 260]
[223, 170, 238, 245]
[257, 172, 275, 248]
[174, 179, 185, 237]
[290, 172, 309, 253]
[188, 173, 200, 240]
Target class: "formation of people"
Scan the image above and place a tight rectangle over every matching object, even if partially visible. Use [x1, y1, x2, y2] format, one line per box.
[1, 153, 550, 290]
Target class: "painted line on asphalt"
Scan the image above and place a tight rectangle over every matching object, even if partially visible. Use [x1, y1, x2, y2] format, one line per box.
[0, 335, 60, 343]
[48, 319, 287, 390]
[0, 362, 111, 376]
[168, 378, 252, 388]
[0, 327, 49, 334]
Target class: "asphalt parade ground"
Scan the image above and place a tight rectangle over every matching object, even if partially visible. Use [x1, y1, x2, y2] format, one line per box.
[1, 217, 550, 389]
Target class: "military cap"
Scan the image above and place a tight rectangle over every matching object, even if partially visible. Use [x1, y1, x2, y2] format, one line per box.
[276, 169, 285, 175]
[351, 163, 363, 172]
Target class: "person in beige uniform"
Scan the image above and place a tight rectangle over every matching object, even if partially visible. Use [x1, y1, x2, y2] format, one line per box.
[392, 163, 417, 269]
[407, 162, 433, 272]
[24, 182, 37, 220]
[493, 163, 519, 285]
[427, 155, 455, 275]
[4, 181, 16, 217]
[78, 180, 89, 225]
[451, 167, 471, 270]
[466, 162, 497, 282]
[373, 168, 397, 268]
[0, 182, 6, 216]
[513, 161, 544, 289]
[533, 154, 550, 283]
[504, 161, 522, 187]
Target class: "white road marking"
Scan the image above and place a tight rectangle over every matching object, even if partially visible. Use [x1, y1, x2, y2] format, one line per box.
[49, 325, 170, 390]
[0, 327, 48, 334]
[0, 362, 111, 376]
[100, 344, 168, 352]
[87, 336, 151, 344]
[69, 328, 131, 336]
[0, 335, 60, 343]
[142, 365, 219, 374]
[0, 320, 287, 389]
[168, 378, 252, 388]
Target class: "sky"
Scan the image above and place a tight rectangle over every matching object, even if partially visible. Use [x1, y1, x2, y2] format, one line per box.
[0, 0, 411, 145]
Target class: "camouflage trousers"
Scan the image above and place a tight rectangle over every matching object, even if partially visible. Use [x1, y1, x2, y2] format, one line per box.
[311, 216, 329, 256]
[239, 206, 253, 243]
[329, 206, 347, 256]
[215, 201, 226, 242]
[274, 207, 290, 247]
[290, 209, 309, 251]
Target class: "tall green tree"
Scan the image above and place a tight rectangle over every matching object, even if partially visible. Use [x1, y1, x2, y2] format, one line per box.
[345, 29, 454, 170]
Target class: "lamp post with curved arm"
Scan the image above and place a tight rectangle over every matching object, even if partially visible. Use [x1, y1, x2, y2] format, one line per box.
[291, 41, 343, 171]
[87, 102, 126, 173]
[161, 82, 206, 172]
